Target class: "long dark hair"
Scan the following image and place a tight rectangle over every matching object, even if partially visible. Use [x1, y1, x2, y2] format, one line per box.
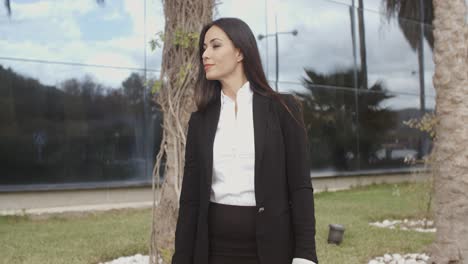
[194, 17, 306, 133]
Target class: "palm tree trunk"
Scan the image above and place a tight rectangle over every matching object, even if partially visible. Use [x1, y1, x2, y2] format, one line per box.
[430, 0, 468, 263]
[149, 1, 214, 263]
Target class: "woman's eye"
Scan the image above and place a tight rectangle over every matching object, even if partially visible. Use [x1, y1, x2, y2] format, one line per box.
[213, 45, 220, 49]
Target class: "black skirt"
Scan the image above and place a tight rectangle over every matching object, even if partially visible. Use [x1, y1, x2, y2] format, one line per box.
[208, 201, 260, 264]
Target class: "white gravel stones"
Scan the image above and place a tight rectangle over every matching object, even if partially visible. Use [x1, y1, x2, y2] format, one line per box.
[98, 252, 430, 264]
[367, 219, 432, 263]
[369, 218, 436, 233]
[368, 253, 430, 264]
[99, 254, 162, 264]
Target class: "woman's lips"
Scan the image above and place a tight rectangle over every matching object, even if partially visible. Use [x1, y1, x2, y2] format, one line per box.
[204, 64, 214, 70]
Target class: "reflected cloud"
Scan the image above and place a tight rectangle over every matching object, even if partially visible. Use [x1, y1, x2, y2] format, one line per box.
[218, 0, 434, 109]
[1, 0, 164, 88]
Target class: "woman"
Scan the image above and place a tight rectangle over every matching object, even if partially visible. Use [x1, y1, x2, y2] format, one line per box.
[172, 17, 318, 264]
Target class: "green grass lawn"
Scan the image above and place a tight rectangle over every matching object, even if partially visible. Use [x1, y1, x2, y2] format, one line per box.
[0, 182, 434, 264]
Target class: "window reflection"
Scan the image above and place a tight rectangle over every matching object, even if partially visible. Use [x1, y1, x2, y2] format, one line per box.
[259, 0, 356, 86]
[423, 23, 435, 98]
[362, 10, 422, 96]
[0, 63, 162, 186]
[218, 0, 436, 174]
[0, 0, 164, 189]
[294, 66, 398, 172]
[0, 0, 438, 189]
[359, 92, 433, 169]
[291, 66, 433, 172]
[378, 0, 434, 25]
[0, 1, 146, 70]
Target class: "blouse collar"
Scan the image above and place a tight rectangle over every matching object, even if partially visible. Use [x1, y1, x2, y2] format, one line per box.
[220, 81, 253, 106]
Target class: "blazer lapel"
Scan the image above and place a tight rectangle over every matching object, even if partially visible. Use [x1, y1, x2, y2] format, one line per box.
[203, 89, 221, 188]
[202, 87, 270, 206]
[252, 92, 269, 206]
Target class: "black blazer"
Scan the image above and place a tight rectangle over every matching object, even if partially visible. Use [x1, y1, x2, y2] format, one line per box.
[172, 87, 318, 264]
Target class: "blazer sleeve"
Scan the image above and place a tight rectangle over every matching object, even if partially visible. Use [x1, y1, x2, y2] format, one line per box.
[280, 94, 318, 264]
[172, 112, 200, 264]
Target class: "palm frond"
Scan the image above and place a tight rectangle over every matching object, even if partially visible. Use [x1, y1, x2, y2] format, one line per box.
[383, 0, 433, 51]
[5, 0, 11, 16]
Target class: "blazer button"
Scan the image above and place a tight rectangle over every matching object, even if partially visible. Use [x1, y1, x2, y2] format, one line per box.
[258, 207, 265, 213]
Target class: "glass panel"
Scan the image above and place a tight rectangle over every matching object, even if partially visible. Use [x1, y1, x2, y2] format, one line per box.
[0, 0, 145, 69]
[146, 0, 164, 73]
[329, 0, 352, 6]
[280, 81, 359, 173]
[361, 8, 423, 96]
[217, 0, 356, 91]
[0, 0, 166, 190]
[360, 0, 433, 25]
[268, 0, 357, 88]
[423, 23, 435, 98]
[357, 91, 433, 170]
[359, 0, 388, 15]
[216, 0, 269, 74]
[0, 60, 162, 187]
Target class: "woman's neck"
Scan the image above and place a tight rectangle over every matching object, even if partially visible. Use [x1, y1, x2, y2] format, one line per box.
[220, 74, 248, 101]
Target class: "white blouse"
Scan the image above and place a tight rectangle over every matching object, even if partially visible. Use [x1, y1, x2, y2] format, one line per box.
[210, 81, 256, 206]
[209, 81, 316, 264]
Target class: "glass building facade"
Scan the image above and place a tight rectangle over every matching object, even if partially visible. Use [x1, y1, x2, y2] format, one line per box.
[0, 0, 434, 191]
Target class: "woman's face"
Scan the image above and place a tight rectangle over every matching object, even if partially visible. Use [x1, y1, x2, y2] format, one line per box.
[202, 25, 243, 81]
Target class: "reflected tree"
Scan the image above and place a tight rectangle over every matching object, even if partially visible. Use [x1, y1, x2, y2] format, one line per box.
[122, 73, 145, 106]
[0, 65, 153, 184]
[383, 0, 434, 50]
[383, 0, 434, 159]
[295, 68, 397, 170]
[383, 0, 433, 112]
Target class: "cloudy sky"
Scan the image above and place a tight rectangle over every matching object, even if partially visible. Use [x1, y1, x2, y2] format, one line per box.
[0, 0, 438, 109]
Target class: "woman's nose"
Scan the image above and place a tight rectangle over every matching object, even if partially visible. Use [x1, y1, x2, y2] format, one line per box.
[202, 48, 210, 60]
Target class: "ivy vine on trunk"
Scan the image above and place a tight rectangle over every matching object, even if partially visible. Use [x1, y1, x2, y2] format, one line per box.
[149, 1, 215, 263]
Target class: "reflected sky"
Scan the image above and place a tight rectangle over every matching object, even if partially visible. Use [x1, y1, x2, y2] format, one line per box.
[1, 0, 436, 109]
[217, 0, 435, 110]
[0, 0, 164, 87]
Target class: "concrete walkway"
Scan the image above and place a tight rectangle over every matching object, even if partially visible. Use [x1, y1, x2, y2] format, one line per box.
[0, 171, 429, 216]
[0, 186, 157, 216]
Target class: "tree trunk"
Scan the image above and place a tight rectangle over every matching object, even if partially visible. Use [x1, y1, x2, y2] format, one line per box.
[430, 0, 468, 263]
[149, 1, 214, 263]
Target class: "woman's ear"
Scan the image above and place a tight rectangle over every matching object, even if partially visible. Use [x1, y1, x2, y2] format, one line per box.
[236, 49, 244, 62]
